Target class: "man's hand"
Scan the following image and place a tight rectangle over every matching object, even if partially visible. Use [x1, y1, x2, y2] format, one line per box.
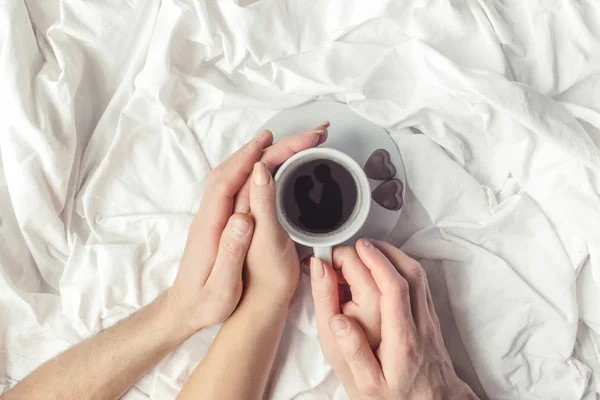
[311, 239, 479, 400]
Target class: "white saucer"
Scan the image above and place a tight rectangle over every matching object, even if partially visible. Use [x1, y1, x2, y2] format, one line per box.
[258, 101, 406, 259]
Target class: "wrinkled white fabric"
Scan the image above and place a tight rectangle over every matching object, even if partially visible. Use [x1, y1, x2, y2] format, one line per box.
[1, 0, 600, 398]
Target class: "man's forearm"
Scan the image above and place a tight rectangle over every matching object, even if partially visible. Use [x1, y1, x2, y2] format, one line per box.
[177, 294, 289, 400]
[4, 289, 195, 400]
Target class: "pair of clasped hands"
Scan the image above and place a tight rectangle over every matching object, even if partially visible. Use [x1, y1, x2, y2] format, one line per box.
[174, 122, 477, 399]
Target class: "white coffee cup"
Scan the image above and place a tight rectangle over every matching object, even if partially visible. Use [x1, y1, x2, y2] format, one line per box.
[274, 148, 371, 266]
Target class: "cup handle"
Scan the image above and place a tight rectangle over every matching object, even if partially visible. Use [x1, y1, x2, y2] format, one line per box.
[313, 246, 333, 267]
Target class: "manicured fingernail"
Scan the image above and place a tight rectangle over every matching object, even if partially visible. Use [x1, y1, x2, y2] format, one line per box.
[253, 162, 270, 186]
[230, 217, 250, 237]
[330, 318, 348, 337]
[310, 257, 324, 279]
[362, 238, 373, 248]
[319, 120, 330, 127]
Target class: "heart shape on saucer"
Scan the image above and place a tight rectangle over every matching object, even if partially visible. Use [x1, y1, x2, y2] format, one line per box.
[372, 179, 404, 211]
[364, 149, 396, 180]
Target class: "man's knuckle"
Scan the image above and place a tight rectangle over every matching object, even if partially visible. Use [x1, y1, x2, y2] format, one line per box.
[387, 302, 407, 321]
[389, 277, 410, 298]
[411, 262, 426, 280]
[423, 323, 440, 342]
[402, 329, 421, 361]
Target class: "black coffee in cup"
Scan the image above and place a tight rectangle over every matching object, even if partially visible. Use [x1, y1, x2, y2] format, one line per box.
[281, 158, 358, 234]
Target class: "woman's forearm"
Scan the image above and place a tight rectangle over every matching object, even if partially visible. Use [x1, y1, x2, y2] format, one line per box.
[177, 293, 289, 400]
[4, 289, 195, 400]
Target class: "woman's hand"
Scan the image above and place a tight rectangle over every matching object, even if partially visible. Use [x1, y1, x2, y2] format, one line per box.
[311, 239, 479, 400]
[170, 122, 329, 332]
[242, 161, 300, 306]
[241, 122, 330, 307]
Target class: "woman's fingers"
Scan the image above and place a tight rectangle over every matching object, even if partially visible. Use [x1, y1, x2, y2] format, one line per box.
[329, 315, 386, 396]
[206, 213, 254, 292]
[372, 240, 433, 330]
[233, 122, 329, 213]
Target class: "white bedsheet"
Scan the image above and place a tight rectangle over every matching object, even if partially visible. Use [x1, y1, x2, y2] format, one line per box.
[2, 0, 600, 398]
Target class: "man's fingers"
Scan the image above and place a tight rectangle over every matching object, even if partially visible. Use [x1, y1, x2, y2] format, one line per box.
[356, 238, 415, 358]
[189, 130, 272, 266]
[233, 122, 329, 213]
[206, 213, 254, 293]
[329, 315, 385, 396]
[372, 240, 433, 330]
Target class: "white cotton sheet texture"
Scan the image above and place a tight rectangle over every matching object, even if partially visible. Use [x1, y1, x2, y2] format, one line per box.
[1, 0, 600, 399]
